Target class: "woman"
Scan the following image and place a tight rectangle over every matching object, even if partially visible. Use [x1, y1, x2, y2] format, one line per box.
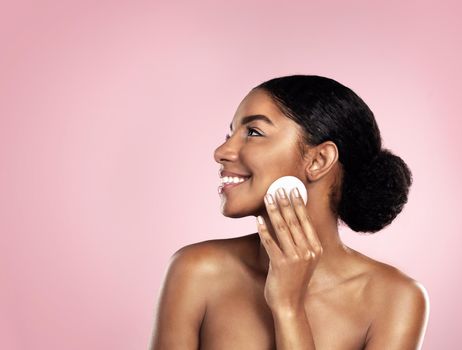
[150, 75, 429, 349]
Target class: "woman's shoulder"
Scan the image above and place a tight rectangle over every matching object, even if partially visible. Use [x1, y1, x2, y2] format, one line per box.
[350, 249, 429, 315]
[347, 251, 430, 346]
[170, 233, 259, 276]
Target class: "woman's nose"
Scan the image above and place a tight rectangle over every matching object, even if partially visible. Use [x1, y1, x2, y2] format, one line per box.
[213, 138, 239, 164]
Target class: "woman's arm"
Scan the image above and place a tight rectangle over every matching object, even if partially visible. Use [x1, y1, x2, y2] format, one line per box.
[149, 245, 209, 350]
[364, 279, 430, 350]
[272, 307, 316, 349]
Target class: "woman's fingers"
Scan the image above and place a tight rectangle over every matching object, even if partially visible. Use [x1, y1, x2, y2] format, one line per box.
[261, 187, 323, 258]
[256, 215, 283, 261]
[274, 188, 312, 251]
[290, 189, 323, 254]
[264, 191, 298, 255]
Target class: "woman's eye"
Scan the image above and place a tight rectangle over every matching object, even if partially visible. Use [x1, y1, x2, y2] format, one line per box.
[224, 127, 262, 141]
[247, 127, 262, 137]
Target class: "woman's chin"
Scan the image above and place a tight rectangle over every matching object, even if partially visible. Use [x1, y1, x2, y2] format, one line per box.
[221, 211, 247, 218]
[220, 205, 249, 218]
[220, 201, 263, 218]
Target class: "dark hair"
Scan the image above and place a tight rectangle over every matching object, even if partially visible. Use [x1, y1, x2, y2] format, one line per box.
[254, 74, 412, 234]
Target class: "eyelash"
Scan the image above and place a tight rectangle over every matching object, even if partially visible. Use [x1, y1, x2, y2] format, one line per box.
[225, 127, 262, 141]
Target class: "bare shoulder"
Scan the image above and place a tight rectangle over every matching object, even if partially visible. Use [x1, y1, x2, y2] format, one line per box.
[356, 255, 430, 349]
[344, 247, 427, 302]
[150, 234, 258, 349]
[171, 232, 259, 277]
[151, 236, 254, 350]
[363, 259, 429, 310]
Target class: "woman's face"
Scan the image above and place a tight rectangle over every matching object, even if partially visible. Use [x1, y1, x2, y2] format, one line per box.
[213, 88, 309, 218]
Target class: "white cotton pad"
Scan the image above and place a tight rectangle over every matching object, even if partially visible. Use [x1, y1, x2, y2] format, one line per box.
[266, 176, 308, 206]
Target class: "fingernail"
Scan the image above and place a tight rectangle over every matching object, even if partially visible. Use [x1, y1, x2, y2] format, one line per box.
[277, 188, 286, 198]
[293, 187, 300, 197]
[265, 194, 274, 205]
[257, 216, 264, 225]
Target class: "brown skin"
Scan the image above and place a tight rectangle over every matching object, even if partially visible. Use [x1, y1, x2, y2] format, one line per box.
[149, 89, 429, 349]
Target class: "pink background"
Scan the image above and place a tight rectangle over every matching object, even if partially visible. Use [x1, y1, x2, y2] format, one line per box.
[1, 0, 460, 348]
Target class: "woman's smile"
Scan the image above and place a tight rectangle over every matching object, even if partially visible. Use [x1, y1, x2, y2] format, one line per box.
[218, 176, 252, 195]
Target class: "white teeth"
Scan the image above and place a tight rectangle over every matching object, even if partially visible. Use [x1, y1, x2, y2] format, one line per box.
[220, 176, 248, 184]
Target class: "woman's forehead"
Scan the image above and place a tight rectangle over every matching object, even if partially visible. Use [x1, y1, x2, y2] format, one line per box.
[238, 89, 278, 113]
[231, 89, 289, 128]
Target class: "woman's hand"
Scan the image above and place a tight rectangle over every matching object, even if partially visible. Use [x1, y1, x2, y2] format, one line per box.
[256, 187, 323, 312]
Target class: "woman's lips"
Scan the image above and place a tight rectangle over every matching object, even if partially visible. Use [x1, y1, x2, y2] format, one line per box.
[218, 177, 251, 195]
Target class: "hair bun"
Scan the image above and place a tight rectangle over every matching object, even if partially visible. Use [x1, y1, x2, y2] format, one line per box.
[338, 148, 413, 233]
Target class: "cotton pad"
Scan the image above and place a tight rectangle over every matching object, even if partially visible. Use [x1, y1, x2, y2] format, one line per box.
[266, 176, 308, 206]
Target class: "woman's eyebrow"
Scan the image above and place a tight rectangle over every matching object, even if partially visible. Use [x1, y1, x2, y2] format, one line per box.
[229, 114, 275, 131]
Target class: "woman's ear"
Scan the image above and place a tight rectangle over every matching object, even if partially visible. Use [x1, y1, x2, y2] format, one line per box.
[304, 141, 339, 182]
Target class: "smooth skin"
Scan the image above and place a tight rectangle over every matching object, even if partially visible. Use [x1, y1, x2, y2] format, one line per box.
[149, 88, 429, 349]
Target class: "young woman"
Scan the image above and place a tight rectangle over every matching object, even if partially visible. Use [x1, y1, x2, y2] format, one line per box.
[149, 75, 429, 350]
